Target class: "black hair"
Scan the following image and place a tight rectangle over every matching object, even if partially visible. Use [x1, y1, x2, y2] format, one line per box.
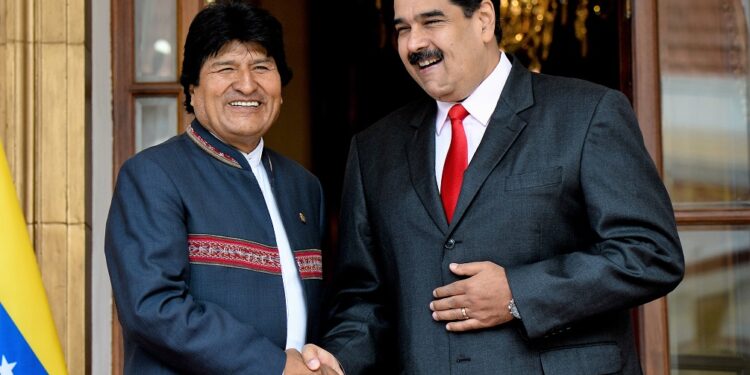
[450, 0, 502, 41]
[180, 0, 292, 114]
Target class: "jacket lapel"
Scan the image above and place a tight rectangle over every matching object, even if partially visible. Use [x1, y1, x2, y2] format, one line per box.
[448, 56, 534, 232]
[406, 101, 450, 234]
[262, 151, 298, 250]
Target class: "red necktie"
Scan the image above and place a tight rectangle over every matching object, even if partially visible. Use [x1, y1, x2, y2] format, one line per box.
[441, 104, 469, 223]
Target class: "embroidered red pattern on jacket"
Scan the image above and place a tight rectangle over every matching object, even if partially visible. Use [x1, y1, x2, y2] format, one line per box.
[186, 125, 242, 169]
[188, 234, 323, 279]
[294, 250, 323, 280]
[188, 234, 282, 274]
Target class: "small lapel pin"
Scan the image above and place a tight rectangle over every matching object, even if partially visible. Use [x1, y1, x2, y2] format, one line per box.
[299, 212, 307, 224]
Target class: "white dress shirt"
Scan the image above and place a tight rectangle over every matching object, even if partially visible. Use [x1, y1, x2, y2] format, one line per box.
[435, 52, 513, 190]
[242, 138, 307, 351]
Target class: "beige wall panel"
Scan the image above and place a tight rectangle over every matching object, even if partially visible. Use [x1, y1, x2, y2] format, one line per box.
[37, 223, 69, 352]
[38, 43, 68, 223]
[5, 0, 18, 42]
[3, 39, 19, 180]
[67, 223, 88, 374]
[1, 0, 6, 159]
[0, 0, 6, 43]
[8, 0, 27, 43]
[20, 37, 35, 221]
[38, 0, 66, 42]
[7, 0, 33, 215]
[67, 44, 86, 224]
[6, 38, 36, 222]
[67, 0, 85, 44]
[26, 224, 35, 245]
[0, 43, 6, 149]
[14, 0, 37, 221]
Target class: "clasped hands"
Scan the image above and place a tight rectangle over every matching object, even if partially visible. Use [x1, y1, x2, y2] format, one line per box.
[298, 261, 513, 373]
[284, 348, 343, 375]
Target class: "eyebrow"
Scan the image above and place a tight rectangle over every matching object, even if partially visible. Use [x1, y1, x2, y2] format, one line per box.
[394, 9, 446, 26]
[209, 61, 235, 68]
[209, 56, 273, 67]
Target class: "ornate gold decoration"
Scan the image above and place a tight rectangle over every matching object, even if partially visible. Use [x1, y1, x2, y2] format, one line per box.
[499, 0, 590, 72]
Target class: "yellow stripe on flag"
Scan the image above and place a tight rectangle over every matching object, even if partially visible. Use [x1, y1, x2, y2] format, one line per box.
[0, 144, 68, 374]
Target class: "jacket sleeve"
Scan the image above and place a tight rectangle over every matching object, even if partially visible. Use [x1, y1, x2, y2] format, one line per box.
[104, 155, 285, 374]
[320, 138, 395, 374]
[505, 89, 685, 339]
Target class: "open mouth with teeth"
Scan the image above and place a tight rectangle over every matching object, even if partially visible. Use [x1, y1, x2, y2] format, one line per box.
[417, 57, 442, 69]
[229, 101, 260, 108]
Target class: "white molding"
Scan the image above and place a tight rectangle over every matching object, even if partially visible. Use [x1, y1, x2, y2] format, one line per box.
[91, 0, 113, 372]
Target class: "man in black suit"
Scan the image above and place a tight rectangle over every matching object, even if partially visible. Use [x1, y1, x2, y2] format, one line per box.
[304, 0, 684, 373]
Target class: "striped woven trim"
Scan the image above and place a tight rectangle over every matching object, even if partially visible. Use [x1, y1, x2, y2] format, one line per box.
[186, 125, 242, 168]
[295, 249, 323, 280]
[188, 234, 323, 279]
[188, 234, 281, 275]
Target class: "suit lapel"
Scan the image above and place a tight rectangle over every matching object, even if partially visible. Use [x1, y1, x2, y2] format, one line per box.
[406, 102, 450, 233]
[448, 56, 535, 232]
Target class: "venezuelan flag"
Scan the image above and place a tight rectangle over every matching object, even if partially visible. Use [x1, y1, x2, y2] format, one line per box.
[0, 143, 68, 375]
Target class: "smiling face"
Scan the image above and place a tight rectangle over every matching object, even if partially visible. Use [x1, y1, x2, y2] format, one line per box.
[189, 40, 282, 153]
[394, 0, 499, 102]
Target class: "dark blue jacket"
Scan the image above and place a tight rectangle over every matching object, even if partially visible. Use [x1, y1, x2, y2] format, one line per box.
[105, 120, 325, 374]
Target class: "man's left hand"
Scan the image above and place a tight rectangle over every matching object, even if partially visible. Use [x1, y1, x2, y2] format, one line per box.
[430, 262, 513, 331]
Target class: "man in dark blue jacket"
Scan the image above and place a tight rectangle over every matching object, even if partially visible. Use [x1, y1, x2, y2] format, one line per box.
[105, 1, 332, 373]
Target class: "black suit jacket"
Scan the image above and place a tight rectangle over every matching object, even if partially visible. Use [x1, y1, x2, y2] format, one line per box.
[321, 55, 684, 374]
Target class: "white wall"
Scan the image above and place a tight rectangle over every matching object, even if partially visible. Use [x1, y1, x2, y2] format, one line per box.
[91, 0, 113, 372]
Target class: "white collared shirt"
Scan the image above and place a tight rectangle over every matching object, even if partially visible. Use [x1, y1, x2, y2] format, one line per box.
[242, 139, 307, 351]
[435, 52, 513, 190]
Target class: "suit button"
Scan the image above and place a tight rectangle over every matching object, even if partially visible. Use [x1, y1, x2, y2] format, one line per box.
[444, 239, 456, 249]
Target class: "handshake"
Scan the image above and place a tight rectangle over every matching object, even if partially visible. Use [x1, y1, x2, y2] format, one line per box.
[284, 345, 343, 375]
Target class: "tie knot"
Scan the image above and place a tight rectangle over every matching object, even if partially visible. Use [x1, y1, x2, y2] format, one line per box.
[448, 104, 469, 122]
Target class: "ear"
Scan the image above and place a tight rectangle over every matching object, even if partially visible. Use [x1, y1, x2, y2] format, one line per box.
[189, 85, 196, 105]
[477, 0, 497, 43]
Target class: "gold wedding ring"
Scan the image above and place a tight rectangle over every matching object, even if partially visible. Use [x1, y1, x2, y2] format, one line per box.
[461, 307, 469, 320]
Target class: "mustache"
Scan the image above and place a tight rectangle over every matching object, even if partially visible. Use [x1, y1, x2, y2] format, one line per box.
[408, 49, 444, 66]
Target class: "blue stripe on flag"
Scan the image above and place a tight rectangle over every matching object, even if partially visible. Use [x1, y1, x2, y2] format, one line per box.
[0, 303, 48, 374]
